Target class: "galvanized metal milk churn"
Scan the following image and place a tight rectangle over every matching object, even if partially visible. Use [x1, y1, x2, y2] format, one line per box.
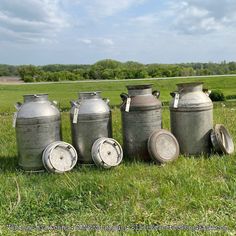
[170, 82, 213, 155]
[15, 94, 61, 170]
[70, 91, 112, 164]
[120, 84, 162, 161]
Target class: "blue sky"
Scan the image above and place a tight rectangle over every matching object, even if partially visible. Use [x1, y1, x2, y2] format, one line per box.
[0, 0, 236, 65]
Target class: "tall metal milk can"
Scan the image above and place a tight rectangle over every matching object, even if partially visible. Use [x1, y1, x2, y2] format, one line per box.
[120, 84, 162, 161]
[15, 94, 61, 171]
[169, 82, 213, 155]
[70, 91, 112, 164]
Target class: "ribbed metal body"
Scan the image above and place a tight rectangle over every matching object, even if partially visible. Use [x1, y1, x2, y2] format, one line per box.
[120, 85, 162, 161]
[15, 94, 61, 171]
[169, 82, 213, 155]
[70, 92, 112, 164]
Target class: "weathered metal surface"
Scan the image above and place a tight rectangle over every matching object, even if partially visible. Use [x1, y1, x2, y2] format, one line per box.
[169, 82, 213, 155]
[147, 129, 179, 163]
[210, 124, 234, 155]
[42, 141, 78, 173]
[91, 137, 123, 168]
[70, 91, 112, 164]
[120, 84, 162, 161]
[15, 94, 61, 171]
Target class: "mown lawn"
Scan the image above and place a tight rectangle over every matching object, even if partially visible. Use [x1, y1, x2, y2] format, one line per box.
[0, 75, 236, 113]
[0, 77, 235, 235]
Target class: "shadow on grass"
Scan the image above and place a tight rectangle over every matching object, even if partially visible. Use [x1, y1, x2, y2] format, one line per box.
[0, 155, 21, 173]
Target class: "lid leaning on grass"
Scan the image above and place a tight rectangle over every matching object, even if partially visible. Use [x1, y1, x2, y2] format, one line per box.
[42, 141, 78, 173]
[91, 137, 123, 169]
[210, 124, 234, 155]
[148, 129, 179, 163]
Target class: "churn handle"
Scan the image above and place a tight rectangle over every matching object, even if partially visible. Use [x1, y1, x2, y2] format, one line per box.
[51, 100, 58, 106]
[120, 93, 129, 101]
[103, 98, 110, 105]
[70, 100, 78, 107]
[152, 90, 160, 98]
[170, 92, 177, 98]
[15, 102, 22, 111]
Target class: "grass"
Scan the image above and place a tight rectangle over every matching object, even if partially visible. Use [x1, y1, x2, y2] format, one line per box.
[0, 77, 236, 235]
[1, 75, 236, 113]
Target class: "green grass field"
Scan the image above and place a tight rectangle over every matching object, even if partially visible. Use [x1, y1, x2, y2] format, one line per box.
[1, 76, 236, 113]
[0, 76, 236, 235]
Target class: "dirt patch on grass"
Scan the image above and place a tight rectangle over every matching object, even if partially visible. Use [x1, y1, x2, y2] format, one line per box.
[0, 76, 24, 84]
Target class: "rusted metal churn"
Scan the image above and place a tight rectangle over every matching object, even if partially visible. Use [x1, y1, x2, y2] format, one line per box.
[70, 91, 112, 164]
[14, 94, 61, 171]
[170, 82, 213, 155]
[120, 84, 162, 161]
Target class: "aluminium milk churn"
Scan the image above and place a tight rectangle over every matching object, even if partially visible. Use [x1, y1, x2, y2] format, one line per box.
[120, 84, 162, 161]
[169, 82, 213, 155]
[14, 94, 61, 171]
[70, 91, 112, 164]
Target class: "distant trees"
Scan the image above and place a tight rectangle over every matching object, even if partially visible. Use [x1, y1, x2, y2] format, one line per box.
[18, 65, 42, 82]
[1, 60, 236, 82]
[0, 64, 18, 76]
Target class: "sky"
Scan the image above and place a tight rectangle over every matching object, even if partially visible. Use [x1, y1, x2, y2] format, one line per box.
[0, 0, 236, 65]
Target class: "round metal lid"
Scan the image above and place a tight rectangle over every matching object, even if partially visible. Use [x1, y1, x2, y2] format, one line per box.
[91, 138, 123, 168]
[148, 129, 179, 163]
[42, 141, 78, 173]
[210, 124, 234, 155]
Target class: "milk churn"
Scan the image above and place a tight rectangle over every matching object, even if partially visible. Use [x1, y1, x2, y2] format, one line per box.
[120, 84, 162, 161]
[70, 91, 112, 164]
[15, 94, 61, 171]
[169, 82, 213, 155]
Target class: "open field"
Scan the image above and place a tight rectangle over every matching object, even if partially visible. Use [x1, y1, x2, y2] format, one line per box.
[0, 76, 236, 235]
[0, 75, 236, 114]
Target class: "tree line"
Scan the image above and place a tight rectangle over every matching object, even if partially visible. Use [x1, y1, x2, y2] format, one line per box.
[1, 60, 236, 82]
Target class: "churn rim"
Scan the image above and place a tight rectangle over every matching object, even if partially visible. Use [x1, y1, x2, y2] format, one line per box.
[23, 93, 49, 97]
[176, 82, 203, 87]
[79, 91, 101, 94]
[126, 84, 153, 90]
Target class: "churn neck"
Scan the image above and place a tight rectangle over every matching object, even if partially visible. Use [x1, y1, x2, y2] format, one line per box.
[126, 84, 152, 96]
[79, 91, 101, 100]
[23, 94, 48, 103]
[177, 82, 203, 93]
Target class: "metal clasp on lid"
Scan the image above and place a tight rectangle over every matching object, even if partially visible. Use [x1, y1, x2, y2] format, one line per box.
[125, 98, 131, 112]
[173, 93, 180, 108]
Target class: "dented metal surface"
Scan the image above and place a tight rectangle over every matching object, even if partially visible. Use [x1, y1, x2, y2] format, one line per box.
[70, 91, 112, 164]
[15, 94, 61, 171]
[170, 82, 213, 155]
[120, 84, 162, 161]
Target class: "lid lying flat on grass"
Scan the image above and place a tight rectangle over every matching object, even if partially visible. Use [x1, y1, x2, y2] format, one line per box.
[148, 129, 179, 163]
[91, 137, 123, 169]
[42, 141, 78, 173]
[210, 124, 234, 155]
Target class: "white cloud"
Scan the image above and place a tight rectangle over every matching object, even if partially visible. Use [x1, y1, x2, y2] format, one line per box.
[0, 0, 69, 43]
[167, 0, 236, 34]
[130, 14, 159, 25]
[100, 38, 114, 46]
[1, 0, 236, 64]
[77, 37, 114, 46]
[78, 38, 92, 44]
[76, 0, 147, 17]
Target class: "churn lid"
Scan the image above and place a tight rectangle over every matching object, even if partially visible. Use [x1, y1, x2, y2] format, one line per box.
[42, 141, 78, 173]
[91, 138, 123, 168]
[147, 129, 179, 163]
[210, 124, 234, 155]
